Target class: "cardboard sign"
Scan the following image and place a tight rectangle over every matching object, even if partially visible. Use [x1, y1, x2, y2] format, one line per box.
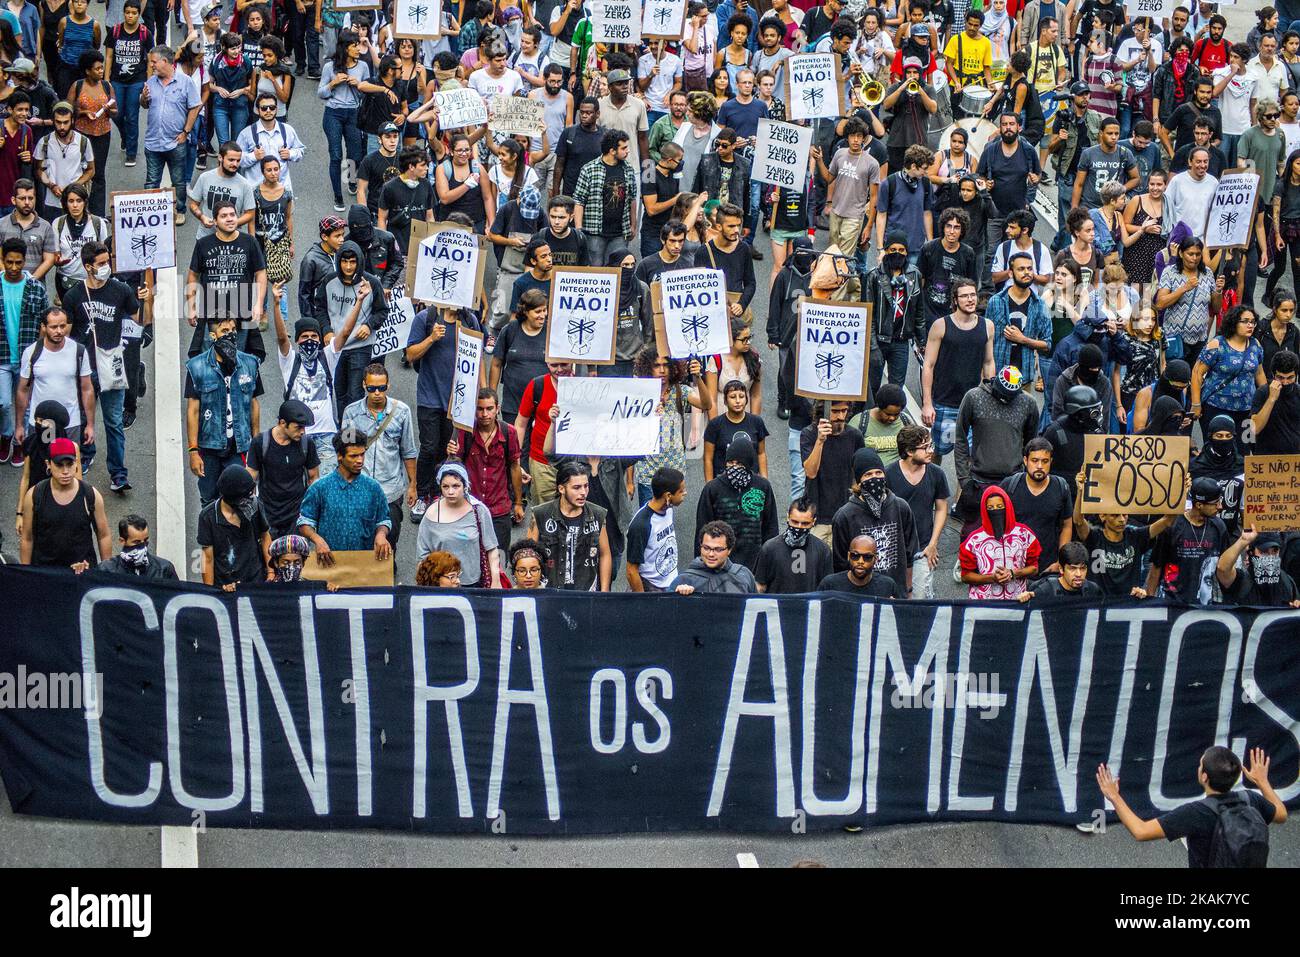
[642, 0, 685, 39]
[447, 323, 484, 431]
[392, 0, 442, 37]
[546, 267, 621, 364]
[653, 268, 731, 358]
[785, 53, 846, 121]
[794, 298, 871, 401]
[431, 88, 489, 130]
[369, 289, 417, 357]
[1203, 169, 1260, 250]
[553, 376, 662, 456]
[111, 190, 176, 271]
[1080, 435, 1191, 515]
[409, 223, 485, 309]
[1243, 454, 1300, 531]
[489, 94, 547, 138]
[590, 0, 641, 43]
[301, 550, 395, 587]
[751, 119, 813, 189]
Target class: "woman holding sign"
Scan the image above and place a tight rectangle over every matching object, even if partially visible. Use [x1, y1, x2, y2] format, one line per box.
[1191, 304, 1266, 450]
[630, 345, 713, 507]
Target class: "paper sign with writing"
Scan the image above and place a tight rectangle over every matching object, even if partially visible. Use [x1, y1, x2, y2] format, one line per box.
[431, 87, 489, 130]
[590, 0, 641, 43]
[393, 0, 442, 36]
[411, 224, 483, 308]
[642, 0, 685, 38]
[447, 324, 484, 431]
[653, 268, 731, 358]
[546, 267, 621, 364]
[1124, 0, 1173, 20]
[1204, 170, 1260, 249]
[302, 550, 395, 587]
[553, 376, 662, 456]
[785, 53, 845, 121]
[1080, 435, 1191, 515]
[111, 190, 176, 271]
[751, 119, 813, 188]
[489, 94, 547, 137]
[370, 289, 417, 357]
[1243, 454, 1300, 531]
[794, 298, 871, 401]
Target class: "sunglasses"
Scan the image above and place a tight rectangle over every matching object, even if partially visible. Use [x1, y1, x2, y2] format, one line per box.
[848, 552, 878, 561]
[365, 384, 388, 393]
[259, 104, 277, 110]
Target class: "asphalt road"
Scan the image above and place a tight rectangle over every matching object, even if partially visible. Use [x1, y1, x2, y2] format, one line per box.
[2, 1, 1295, 867]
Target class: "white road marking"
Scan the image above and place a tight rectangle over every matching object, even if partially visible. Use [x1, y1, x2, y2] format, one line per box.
[736, 852, 759, 868]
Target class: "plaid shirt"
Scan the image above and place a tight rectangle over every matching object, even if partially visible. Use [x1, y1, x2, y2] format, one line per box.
[0, 272, 49, 365]
[573, 156, 640, 240]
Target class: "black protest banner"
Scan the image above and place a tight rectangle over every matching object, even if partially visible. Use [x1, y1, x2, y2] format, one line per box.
[0, 568, 1296, 833]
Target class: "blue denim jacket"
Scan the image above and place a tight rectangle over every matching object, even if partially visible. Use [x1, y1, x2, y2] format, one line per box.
[187, 349, 259, 452]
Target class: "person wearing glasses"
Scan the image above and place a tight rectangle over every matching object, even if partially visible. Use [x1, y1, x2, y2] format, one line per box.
[670, 520, 757, 594]
[236, 91, 307, 189]
[816, 534, 902, 597]
[338, 362, 418, 548]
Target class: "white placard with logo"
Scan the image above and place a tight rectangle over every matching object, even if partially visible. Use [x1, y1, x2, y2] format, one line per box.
[413, 228, 481, 308]
[657, 268, 730, 357]
[751, 120, 813, 189]
[431, 87, 489, 129]
[1203, 170, 1260, 249]
[546, 267, 621, 364]
[642, 0, 685, 38]
[393, 0, 442, 36]
[448, 324, 484, 431]
[553, 375, 662, 456]
[370, 289, 417, 357]
[785, 53, 845, 121]
[1124, 0, 1173, 20]
[794, 297, 872, 401]
[590, 0, 641, 43]
[111, 190, 176, 271]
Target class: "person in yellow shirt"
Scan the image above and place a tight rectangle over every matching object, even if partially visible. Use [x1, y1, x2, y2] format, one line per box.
[944, 10, 994, 101]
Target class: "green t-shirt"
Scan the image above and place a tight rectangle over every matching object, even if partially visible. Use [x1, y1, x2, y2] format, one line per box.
[851, 411, 903, 467]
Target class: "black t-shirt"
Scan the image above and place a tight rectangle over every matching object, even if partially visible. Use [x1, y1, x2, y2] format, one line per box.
[1003, 473, 1073, 570]
[1223, 566, 1300, 607]
[799, 425, 865, 523]
[196, 500, 269, 586]
[634, 251, 686, 286]
[188, 233, 266, 320]
[644, 167, 681, 232]
[918, 239, 977, 321]
[1168, 102, 1222, 152]
[492, 320, 548, 416]
[1251, 384, 1300, 455]
[245, 429, 320, 529]
[62, 278, 139, 353]
[490, 202, 542, 265]
[817, 570, 902, 597]
[379, 177, 433, 251]
[885, 461, 950, 553]
[184, 358, 266, 454]
[1152, 515, 1228, 604]
[772, 185, 809, 233]
[753, 535, 834, 594]
[703, 412, 769, 478]
[106, 23, 150, 83]
[358, 149, 401, 213]
[1085, 524, 1152, 597]
[538, 226, 588, 267]
[1052, 111, 1094, 177]
[557, 125, 604, 197]
[1157, 792, 1276, 868]
[1027, 575, 1103, 600]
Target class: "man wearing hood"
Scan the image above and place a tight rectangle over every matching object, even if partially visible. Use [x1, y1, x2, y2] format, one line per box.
[954, 363, 1039, 492]
[197, 463, 271, 590]
[695, 434, 778, 571]
[1217, 527, 1300, 607]
[1147, 476, 1229, 605]
[298, 216, 346, 324]
[1043, 383, 1105, 496]
[98, 514, 179, 579]
[959, 484, 1041, 600]
[1250, 348, 1300, 455]
[831, 447, 919, 592]
[1190, 413, 1245, 538]
[863, 230, 924, 391]
[671, 520, 758, 594]
[315, 239, 387, 420]
[1048, 340, 1113, 427]
[1133, 358, 1193, 434]
[768, 235, 817, 418]
[346, 203, 405, 292]
[1044, 319, 1117, 422]
[185, 315, 264, 506]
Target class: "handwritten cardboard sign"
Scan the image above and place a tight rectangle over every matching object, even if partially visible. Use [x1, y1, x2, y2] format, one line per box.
[302, 550, 395, 587]
[553, 375, 662, 456]
[489, 94, 547, 137]
[1243, 454, 1300, 531]
[1080, 435, 1191, 515]
[370, 289, 417, 357]
[431, 87, 489, 130]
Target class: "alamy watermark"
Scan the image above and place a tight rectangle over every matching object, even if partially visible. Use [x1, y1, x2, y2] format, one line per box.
[0, 667, 104, 717]
[890, 671, 1004, 719]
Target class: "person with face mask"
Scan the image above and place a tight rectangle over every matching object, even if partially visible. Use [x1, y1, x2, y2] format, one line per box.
[1044, 314, 1116, 429]
[197, 463, 272, 590]
[316, 239, 386, 420]
[753, 497, 833, 594]
[345, 202, 405, 291]
[694, 434, 778, 571]
[1043, 383, 1105, 497]
[1051, 341, 1114, 421]
[1134, 358, 1194, 434]
[267, 534, 313, 584]
[1217, 527, 1300, 606]
[185, 316, 265, 506]
[959, 484, 1041, 600]
[767, 236, 819, 420]
[97, 514, 179, 579]
[830, 447, 919, 592]
[603, 246, 653, 376]
[1250, 348, 1300, 454]
[1147, 475, 1228, 605]
[1190, 414, 1246, 538]
[863, 231, 924, 393]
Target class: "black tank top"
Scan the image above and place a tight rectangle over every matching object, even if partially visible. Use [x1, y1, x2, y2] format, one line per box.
[30, 478, 98, 569]
[931, 314, 989, 408]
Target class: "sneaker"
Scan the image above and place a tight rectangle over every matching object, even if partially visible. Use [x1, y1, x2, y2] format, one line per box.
[125, 158, 137, 167]
[81, 455, 94, 474]
[308, 71, 321, 80]
[843, 824, 863, 833]
[110, 476, 132, 493]
[750, 247, 763, 260]
[0, 434, 9, 463]
[410, 496, 430, 522]
[776, 406, 790, 420]
[333, 199, 346, 211]
[196, 153, 208, 170]
[10, 444, 24, 468]
[175, 210, 186, 225]
[123, 410, 136, 430]
[295, 63, 306, 76]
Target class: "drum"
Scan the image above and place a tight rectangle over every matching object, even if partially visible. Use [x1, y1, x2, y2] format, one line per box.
[940, 117, 998, 162]
[958, 83, 993, 117]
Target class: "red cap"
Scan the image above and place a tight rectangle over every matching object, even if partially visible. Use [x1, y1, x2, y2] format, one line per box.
[49, 437, 78, 462]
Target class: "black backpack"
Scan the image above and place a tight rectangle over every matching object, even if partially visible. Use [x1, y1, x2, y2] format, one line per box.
[1207, 793, 1269, 868]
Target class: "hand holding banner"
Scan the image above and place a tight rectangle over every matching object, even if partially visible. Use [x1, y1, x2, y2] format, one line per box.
[1080, 435, 1191, 515]
[653, 268, 731, 358]
[554, 376, 662, 455]
[431, 88, 489, 129]
[794, 297, 871, 401]
[785, 53, 846, 121]
[489, 94, 547, 137]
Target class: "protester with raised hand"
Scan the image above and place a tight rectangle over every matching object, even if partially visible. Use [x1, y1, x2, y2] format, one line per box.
[1216, 525, 1300, 607]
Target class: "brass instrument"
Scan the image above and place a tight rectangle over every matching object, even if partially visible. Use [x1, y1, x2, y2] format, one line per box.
[906, 79, 921, 94]
[861, 78, 885, 106]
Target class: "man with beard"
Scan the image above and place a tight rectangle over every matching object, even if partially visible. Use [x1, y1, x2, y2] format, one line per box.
[671, 520, 758, 594]
[1001, 436, 1073, 574]
[801, 399, 864, 544]
[695, 435, 778, 571]
[528, 459, 612, 590]
[648, 89, 688, 163]
[1017, 540, 1103, 602]
[1161, 76, 1222, 156]
[197, 463, 271, 590]
[830, 447, 919, 593]
[1147, 476, 1228, 605]
[1217, 527, 1300, 607]
[976, 115, 1042, 245]
[818, 533, 903, 597]
[986, 253, 1051, 375]
[754, 498, 833, 594]
[529, 64, 573, 207]
[1190, 414, 1245, 539]
[1043, 383, 1105, 497]
[185, 200, 266, 359]
[923, 276, 995, 466]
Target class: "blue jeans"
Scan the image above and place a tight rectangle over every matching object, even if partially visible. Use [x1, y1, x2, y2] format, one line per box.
[880, 339, 910, 387]
[1057, 177, 1072, 238]
[787, 427, 804, 500]
[197, 446, 245, 505]
[1118, 103, 1132, 140]
[323, 105, 366, 202]
[212, 97, 250, 148]
[637, 483, 652, 507]
[0, 360, 16, 437]
[145, 143, 190, 207]
[311, 432, 336, 476]
[1220, 132, 1240, 167]
[746, 177, 762, 237]
[111, 80, 144, 159]
[931, 403, 960, 456]
[98, 387, 127, 482]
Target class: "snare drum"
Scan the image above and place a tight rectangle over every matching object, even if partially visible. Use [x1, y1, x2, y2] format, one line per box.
[958, 84, 993, 117]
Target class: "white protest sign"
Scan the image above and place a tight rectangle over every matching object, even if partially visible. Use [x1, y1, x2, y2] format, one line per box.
[553, 376, 662, 456]
[547, 267, 621, 364]
[786, 53, 844, 121]
[431, 87, 488, 130]
[413, 228, 481, 308]
[642, 0, 685, 38]
[370, 289, 417, 357]
[657, 268, 731, 357]
[447, 324, 484, 431]
[1204, 170, 1260, 249]
[111, 190, 176, 271]
[794, 297, 872, 401]
[590, 0, 641, 43]
[1124, 0, 1173, 20]
[393, 0, 442, 36]
[489, 94, 547, 137]
[751, 119, 812, 189]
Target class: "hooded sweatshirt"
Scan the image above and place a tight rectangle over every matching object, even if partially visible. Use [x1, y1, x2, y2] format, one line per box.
[316, 240, 389, 352]
[954, 378, 1041, 487]
[958, 484, 1042, 601]
[669, 556, 759, 594]
[346, 204, 406, 290]
[829, 458, 920, 582]
[298, 240, 339, 321]
[694, 437, 779, 571]
[1190, 421, 1245, 538]
[767, 241, 817, 349]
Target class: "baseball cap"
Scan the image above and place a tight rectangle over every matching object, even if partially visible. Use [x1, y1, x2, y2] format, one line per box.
[319, 215, 346, 234]
[903, 56, 923, 71]
[607, 68, 632, 84]
[1191, 476, 1223, 503]
[49, 437, 77, 463]
[1254, 532, 1283, 550]
[278, 399, 315, 427]
[8, 58, 34, 75]
[379, 121, 400, 135]
[1069, 80, 1090, 96]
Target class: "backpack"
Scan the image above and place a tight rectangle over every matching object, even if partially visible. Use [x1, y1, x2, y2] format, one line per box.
[285, 348, 333, 401]
[1207, 793, 1269, 868]
[28, 336, 89, 418]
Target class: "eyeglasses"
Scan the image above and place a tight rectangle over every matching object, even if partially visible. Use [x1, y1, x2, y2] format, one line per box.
[365, 384, 388, 393]
[699, 544, 730, 555]
[1265, 112, 1282, 120]
[258, 104, 277, 111]
[847, 552, 878, 561]
[735, 335, 752, 343]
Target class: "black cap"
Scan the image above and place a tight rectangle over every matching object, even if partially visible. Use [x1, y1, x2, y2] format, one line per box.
[1255, 532, 1283, 550]
[217, 464, 256, 501]
[1191, 476, 1223, 503]
[294, 318, 322, 340]
[1069, 80, 1090, 96]
[278, 399, 315, 427]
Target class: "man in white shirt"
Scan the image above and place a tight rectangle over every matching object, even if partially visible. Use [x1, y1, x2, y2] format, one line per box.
[236, 93, 307, 189]
[1246, 34, 1289, 108]
[1213, 42, 1255, 166]
[1115, 17, 1162, 138]
[637, 40, 683, 123]
[1164, 146, 1219, 240]
[527, 64, 572, 208]
[468, 41, 526, 101]
[33, 103, 92, 216]
[15, 306, 94, 451]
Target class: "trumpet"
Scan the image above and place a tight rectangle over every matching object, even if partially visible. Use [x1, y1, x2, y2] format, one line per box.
[906, 79, 921, 94]
[861, 78, 885, 106]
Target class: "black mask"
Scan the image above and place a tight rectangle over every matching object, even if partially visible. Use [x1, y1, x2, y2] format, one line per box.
[1071, 406, 1104, 432]
[883, 252, 907, 273]
[1282, 382, 1298, 398]
[298, 339, 320, 364]
[1077, 366, 1101, 384]
[1208, 437, 1237, 461]
[988, 509, 1007, 538]
[214, 331, 238, 364]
